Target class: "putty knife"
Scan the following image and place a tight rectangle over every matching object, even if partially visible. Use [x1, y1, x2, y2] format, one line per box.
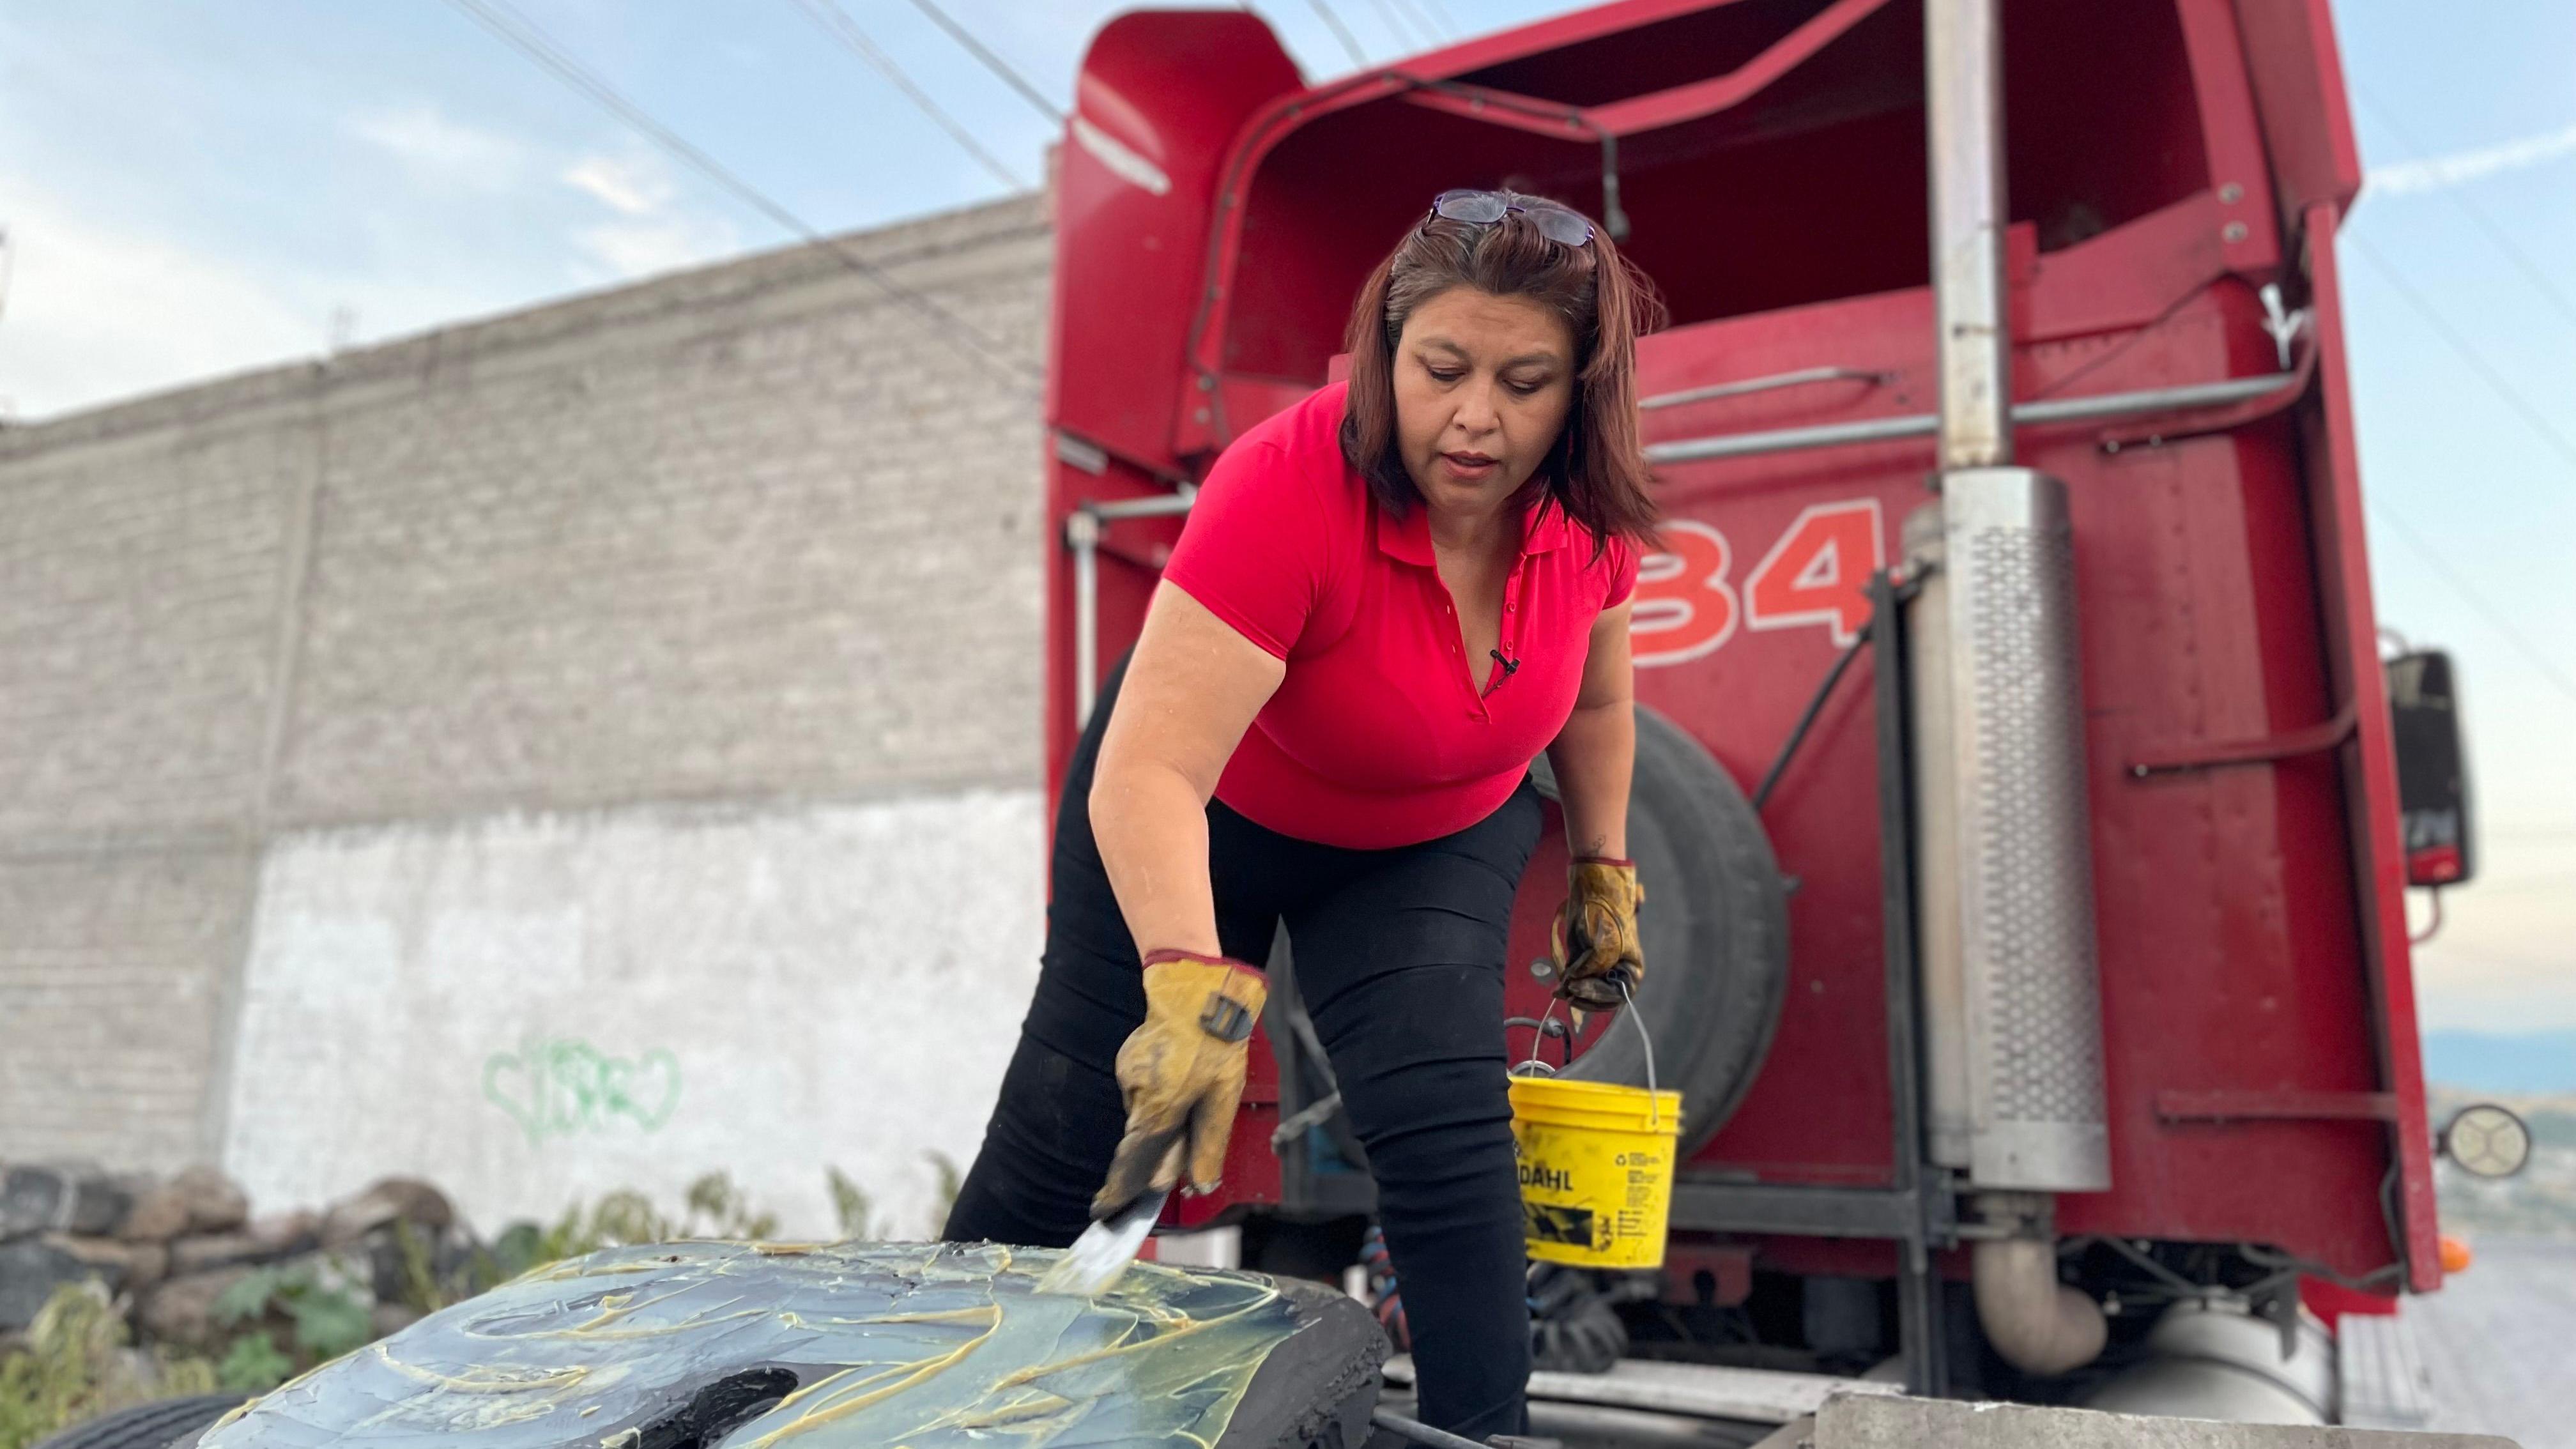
[1035, 1188, 1169, 1296]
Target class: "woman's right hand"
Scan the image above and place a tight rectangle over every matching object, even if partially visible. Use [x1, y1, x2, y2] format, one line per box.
[1094, 951, 1270, 1218]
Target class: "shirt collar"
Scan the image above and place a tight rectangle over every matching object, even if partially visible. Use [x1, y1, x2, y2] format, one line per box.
[1373, 489, 1574, 565]
[1522, 494, 1574, 555]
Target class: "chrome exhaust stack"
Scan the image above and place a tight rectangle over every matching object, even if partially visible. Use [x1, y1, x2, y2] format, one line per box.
[1917, 0, 2112, 1377]
[1924, 472, 2110, 1195]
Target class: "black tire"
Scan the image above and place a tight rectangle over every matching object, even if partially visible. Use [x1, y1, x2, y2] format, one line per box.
[1532, 704, 1790, 1154]
[30, 1394, 250, 1449]
[1220, 1278, 1389, 1449]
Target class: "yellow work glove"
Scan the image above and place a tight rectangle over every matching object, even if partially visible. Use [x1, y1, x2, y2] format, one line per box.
[1093, 951, 1269, 1220]
[1551, 857, 1644, 1013]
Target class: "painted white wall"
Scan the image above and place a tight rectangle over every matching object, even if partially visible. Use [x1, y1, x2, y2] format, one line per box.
[222, 788, 1045, 1241]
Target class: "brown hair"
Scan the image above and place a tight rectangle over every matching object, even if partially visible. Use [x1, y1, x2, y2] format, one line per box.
[1338, 194, 1663, 553]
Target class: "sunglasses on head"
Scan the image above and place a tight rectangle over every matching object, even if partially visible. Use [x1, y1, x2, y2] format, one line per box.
[1428, 189, 1596, 248]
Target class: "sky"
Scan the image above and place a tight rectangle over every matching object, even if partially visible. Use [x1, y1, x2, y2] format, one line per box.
[1, 0, 2568, 1033]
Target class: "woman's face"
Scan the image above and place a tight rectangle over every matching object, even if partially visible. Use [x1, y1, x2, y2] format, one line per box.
[1392, 286, 1577, 521]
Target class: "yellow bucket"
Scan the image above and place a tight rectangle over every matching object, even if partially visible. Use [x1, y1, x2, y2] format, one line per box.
[1508, 1073, 1682, 1269]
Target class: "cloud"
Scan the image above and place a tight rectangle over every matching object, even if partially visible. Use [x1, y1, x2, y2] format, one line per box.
[0, 137, 750, 419]
[560, 153, 739, 281]
[351, 104, 529, 189]
[0, 172, 320, 420]
[562, 154, 672, 218]
[2367, 120, 2576, 197]
[572, 216, 740, 279]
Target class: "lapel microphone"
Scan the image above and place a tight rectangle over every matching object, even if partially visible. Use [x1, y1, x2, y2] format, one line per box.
[1491, 648, 1521, 678]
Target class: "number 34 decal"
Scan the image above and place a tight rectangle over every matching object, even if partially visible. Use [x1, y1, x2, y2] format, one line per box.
[1630, 500, 1884, 668]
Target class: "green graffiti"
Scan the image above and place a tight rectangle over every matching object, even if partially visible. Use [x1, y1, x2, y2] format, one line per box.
[482, 1035, 682, 1146]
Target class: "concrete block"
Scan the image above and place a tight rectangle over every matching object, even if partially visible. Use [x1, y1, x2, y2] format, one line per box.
[0, 1163, 132, 1238]
[137, 1266, 256, 1350]
[170, 1164, 250, 1234]
[0, 1234, 131, 1328]
[169, 1231, 270, 1275]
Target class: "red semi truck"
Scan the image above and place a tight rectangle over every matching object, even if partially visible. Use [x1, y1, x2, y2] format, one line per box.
[1041, 0, 2503, 1419]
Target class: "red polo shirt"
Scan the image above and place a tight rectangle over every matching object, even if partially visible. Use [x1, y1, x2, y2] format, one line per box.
[1161, 381, 1637, 850]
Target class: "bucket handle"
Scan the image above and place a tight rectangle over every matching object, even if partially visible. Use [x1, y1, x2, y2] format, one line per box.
[1512, 979, 1663, 1130]
[1619, 977, 1662, 1130]
[1512, 997, 1566, 1078]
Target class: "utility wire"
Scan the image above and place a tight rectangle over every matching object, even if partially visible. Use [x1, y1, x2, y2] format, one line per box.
[905, 0, 1064, 123]
[440, 0, 1038, 388]
[2343, 229, 2576, 479]
[1308, 0, 1370, 67]
[1365, 0, 1425, 50]
[2368, 502, 2576, 706]
[2355, 90, 2576, 329]
[1392, 0, 1454, 43]
[1414, 0, 1464, 37]
[787, 0, 1029, 190]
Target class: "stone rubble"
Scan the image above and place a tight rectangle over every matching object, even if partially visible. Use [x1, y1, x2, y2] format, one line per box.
[0, 1161, 469, 1353]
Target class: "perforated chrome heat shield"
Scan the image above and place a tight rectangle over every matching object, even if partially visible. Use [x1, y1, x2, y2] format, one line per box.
[1938, 468, 2110, 1192]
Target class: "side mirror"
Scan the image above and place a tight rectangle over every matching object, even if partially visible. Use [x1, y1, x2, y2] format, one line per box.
[2385, 650, 2475, 887]
[2439, 1103, 2532, 1179]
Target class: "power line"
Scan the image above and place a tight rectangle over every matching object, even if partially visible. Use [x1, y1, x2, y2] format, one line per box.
[440, 0, 1038, 389]
[1392, 0, 1455, 42]
[1308, 0, 1370, 68]
[787, 0, 1029, 190]
[1364, 0, 1425, 50]
[905, 0, 1063, 123]
[2342, 229, 2576, 479]
[2368, 501, 2576, 706]
[1413, 0, 1465, 37]
[2354, 89, 2576, 329]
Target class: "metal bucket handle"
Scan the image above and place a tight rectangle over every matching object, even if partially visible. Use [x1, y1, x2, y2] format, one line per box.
[1511, 980, 1662, 1130]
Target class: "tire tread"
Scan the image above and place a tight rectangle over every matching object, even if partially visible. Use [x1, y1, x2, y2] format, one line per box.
[29, 1394, 250, 1449]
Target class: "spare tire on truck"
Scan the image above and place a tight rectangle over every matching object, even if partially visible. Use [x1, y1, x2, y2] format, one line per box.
[1526, 704, 1790, 1155]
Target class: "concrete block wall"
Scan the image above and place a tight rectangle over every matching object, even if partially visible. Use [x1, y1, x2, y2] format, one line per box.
[2, 379, 310, 1163]
[0, 193, 1055, 1236]
[0, 850, 256, 1169]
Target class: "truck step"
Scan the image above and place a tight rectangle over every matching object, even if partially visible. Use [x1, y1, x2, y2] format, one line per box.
[2338, 1311, 2437, 1430]
[1379, 1354, 1899, 1425]
[1814, 1393, 2512, 1448]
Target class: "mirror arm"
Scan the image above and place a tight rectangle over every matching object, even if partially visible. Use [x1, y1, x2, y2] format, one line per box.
[2408, 886, 2444, 946]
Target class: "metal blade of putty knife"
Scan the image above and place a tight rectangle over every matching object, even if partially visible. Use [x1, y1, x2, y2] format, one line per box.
[1034, 1188, 1170, 1296]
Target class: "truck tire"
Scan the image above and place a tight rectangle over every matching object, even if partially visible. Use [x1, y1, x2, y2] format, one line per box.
[1532, 705, 1790, 1154]
[30, 1395, 249, 1449]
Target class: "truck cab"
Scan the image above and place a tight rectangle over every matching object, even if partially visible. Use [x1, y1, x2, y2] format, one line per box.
[1043, 0, 2492, 1416]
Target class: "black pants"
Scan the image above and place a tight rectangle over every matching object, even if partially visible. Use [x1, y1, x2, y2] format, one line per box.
[946, 666, 1543, 1438]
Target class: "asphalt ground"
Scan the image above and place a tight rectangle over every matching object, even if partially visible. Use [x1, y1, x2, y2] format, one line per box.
[2409, 1238, 2576, 1446]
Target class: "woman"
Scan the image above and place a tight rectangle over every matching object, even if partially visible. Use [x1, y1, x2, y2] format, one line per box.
[946, 190, 1659, 1439]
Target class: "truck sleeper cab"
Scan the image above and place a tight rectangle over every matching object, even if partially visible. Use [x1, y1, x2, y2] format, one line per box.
[1045, 0, 2444, 1407]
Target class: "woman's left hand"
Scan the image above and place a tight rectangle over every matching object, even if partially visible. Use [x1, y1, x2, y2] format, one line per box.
[1551, 857, 1643, 1011]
